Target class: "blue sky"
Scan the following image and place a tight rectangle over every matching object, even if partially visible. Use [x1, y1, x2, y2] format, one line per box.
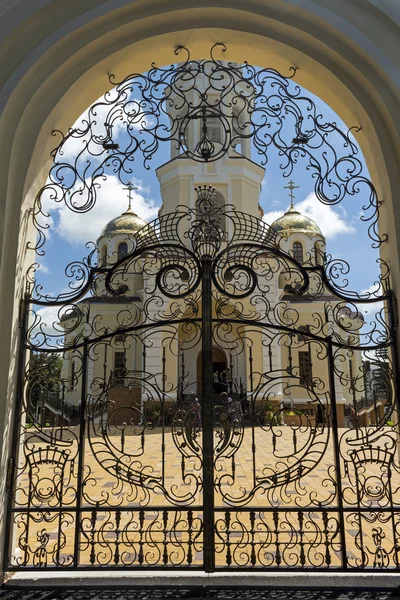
[34, 77, 383, 317]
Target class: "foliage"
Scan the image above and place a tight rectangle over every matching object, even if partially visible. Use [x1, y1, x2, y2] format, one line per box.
[29, 352, 63, 403]
[258, 400, 282, 426]
[143, 405, 161, 426]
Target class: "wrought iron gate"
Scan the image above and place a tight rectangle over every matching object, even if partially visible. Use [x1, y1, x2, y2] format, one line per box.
[5, 45, 400, 572]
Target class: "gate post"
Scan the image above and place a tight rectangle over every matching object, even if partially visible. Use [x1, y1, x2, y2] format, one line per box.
[201, 256, 215, 572]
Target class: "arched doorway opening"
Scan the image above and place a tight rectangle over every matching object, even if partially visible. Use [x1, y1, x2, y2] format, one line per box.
[2, 0, 396, 580]
[197, 347, 227, 397]
[3, 45, 398, 572]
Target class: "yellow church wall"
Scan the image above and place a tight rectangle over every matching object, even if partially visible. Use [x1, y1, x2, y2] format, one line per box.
[229, 178, 261, 218]
[157, 174, 194, 215]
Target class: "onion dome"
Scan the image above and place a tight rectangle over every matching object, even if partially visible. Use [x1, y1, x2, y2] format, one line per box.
[98, 207, 147, 239]
[270, 204, 323, 236]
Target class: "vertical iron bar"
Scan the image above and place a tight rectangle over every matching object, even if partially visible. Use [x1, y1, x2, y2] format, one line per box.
[72, 339, 89, 567]
[201, 257, 215, 572]
[327, 338, 347, 568]
[387, 463, 399, 568]
[142, 342, 146, 427]
[103, 331, 108, 385]
[55, 464, 66, 566]
[60, 384, 65, 435]
[386, 290, 400, 565]
[3, 294, 29, 571]
[387, 291, 400, 463]
[161, 346, 166, 486]
[349, 356, 358, 423]
[249, 345, 256, 488]
[229, 351, 233, 395]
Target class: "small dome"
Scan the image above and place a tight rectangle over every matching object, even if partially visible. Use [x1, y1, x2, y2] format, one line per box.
[270, 205, 323, 236]
[98, 208, 147, 239]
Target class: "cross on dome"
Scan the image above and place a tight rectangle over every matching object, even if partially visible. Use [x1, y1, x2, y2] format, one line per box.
[123, 182, 138, 213]
[284, 180, 299, 210]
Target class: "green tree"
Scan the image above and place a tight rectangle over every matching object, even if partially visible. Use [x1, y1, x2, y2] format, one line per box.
[28, 352, 63, 404]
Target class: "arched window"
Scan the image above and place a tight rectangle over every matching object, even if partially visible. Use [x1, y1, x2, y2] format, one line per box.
[232, 108, 245, 155]
[102, 245, 107, 266]
[293, 241, 303, 263]
[206, 117, 222, 143]
[299, 349, 312, 387]
[70, 359, 76, 391]
[214, 191, 226, 231]
[314, 241, 326, 266]
[118, 242, 128, 261]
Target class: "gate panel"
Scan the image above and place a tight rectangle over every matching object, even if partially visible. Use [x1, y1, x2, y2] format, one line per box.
[209, 223, 400, 570]
[7, 186, 400, 571]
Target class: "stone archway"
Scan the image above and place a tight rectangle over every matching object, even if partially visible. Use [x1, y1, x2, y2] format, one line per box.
[1, 0, 400, 573]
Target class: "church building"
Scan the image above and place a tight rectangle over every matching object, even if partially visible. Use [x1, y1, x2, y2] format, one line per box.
[53, 107, 381, 432]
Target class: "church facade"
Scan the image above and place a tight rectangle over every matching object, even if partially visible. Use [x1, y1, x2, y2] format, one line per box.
[52, 121, 379, 432]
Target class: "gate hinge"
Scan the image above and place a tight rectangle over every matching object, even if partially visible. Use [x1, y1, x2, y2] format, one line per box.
[6, 457, 14, 491]
[392, 294, 399, 327]
[18, 297, 26, 328]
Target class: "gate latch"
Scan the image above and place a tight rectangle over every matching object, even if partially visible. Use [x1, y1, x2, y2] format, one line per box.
[6, 457, 14, 491]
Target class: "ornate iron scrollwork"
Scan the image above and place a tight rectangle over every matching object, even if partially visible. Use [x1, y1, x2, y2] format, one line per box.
[6, 46, 400, 572]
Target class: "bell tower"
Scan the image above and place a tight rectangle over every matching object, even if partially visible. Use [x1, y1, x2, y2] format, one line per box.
[156, 68, 265, 219]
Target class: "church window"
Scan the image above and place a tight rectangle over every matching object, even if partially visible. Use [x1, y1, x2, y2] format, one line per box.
[102, 245, 107, 266]
[118, 242, 128, 261]
[70, 360, 76, 391]
[179, 130, 187, 149]
[297, 325, 310, 343]
[299, 350, 312, 386]
[293, 241, 303, 263]
[232, 109, 245, 154]
[114, 351, 126, 379]
[213, 191, 226, 231]
[314, 241, 325, 265]
[206, 117, 222, 143]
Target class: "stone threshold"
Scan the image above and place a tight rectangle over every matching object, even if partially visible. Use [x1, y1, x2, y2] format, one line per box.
[5, 571, 400, 589]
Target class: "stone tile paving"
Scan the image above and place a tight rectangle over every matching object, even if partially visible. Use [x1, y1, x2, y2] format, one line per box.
[12, 426, 400, 569]
[1, 587, 400, 600]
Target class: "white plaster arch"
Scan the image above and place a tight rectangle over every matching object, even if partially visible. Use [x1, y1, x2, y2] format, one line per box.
[1, 0, 400, 569]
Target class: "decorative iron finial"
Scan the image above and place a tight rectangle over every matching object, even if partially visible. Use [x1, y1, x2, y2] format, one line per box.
[123, 182, 138, 212]
[192, 185, 223, 258]
[194, 184, 216, 207]
[284, 180, 299, 209]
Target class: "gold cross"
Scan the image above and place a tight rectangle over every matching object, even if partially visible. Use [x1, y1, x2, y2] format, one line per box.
[123, 182, 138, 211]
[284, 180, 299, 208]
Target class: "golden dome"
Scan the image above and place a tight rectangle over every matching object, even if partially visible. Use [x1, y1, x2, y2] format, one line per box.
[99, 208, 147, 239]
[270, 205, 323, 236]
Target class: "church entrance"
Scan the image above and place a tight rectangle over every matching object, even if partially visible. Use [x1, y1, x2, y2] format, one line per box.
[196, 347, 227, 397]
[5, 49, 399, 574]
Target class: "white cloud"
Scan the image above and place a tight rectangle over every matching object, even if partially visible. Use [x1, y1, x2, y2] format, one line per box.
[56, 98, 128, 163]
[262, 210, 283, 225]
[56, 175, 159, 244]
[30, 305, 66, 347]
[361, 284, 384, 298]
[356, 284, 385, 328]
[36, 259, 50, 275]
[56, 95, 154, 164]
[263, 192, 355, 239]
